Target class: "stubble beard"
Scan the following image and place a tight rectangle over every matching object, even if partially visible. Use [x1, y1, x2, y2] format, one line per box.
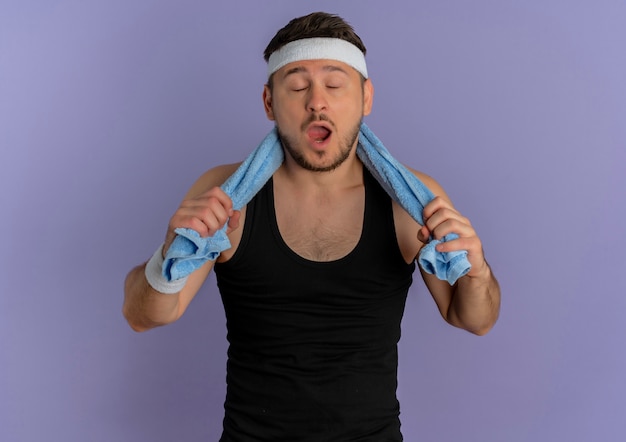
[277, 114, 362, 173]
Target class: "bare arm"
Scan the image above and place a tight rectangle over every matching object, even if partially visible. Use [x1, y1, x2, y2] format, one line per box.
[123, 259, 215, 332]
[394, 169, 500, 335]
[122, 164, 241, 332]
[417, 176, 500, 335]
[420, 255, 500, 336]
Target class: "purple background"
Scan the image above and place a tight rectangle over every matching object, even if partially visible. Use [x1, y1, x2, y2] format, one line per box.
[2, 1, 625, 441]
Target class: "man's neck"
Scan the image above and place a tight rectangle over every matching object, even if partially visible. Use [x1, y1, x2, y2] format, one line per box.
[276, 152, 364, 193]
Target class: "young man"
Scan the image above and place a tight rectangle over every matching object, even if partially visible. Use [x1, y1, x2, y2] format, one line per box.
[124, 12, 500, 441]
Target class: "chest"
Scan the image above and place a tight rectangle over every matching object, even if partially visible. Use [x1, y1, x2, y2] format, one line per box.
[274, 188, 365, 262]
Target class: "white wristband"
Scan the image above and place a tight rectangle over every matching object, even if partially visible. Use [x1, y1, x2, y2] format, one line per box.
[144, 244, 188, 294]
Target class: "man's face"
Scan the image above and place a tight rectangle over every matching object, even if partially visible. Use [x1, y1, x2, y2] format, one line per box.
[263, 59, 373, 172]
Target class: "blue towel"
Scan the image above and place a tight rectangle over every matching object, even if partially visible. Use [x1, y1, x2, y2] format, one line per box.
[163, 123, 470, 285]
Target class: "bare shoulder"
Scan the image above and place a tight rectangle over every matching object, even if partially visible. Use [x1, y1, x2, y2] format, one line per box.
[392, 165, 452, 262]
[185, 162, 242, 198]
[404, 165, 451, 203]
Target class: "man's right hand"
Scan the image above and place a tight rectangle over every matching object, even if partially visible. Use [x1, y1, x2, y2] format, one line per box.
[163, 187, 241, 258]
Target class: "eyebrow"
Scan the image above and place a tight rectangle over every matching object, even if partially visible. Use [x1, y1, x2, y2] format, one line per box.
[282, 64, 350, 79]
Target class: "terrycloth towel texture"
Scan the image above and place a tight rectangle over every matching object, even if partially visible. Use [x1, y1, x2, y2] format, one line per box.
[163, 123, 471, 285]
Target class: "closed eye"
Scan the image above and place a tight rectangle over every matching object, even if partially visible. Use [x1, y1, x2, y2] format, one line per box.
[288, 81, 309, 92]
[325, 77, 346, 89]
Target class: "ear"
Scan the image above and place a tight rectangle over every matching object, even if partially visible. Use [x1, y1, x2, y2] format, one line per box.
[263, 84, 275, 121]
[362, 78, 374, 116]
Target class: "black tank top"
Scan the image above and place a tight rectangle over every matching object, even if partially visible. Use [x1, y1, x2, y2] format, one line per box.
[215, 168, 415, 441]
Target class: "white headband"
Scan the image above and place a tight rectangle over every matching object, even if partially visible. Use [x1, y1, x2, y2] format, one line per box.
[267, 37, 368, 79]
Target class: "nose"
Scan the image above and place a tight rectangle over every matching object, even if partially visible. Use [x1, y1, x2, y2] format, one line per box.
[306, 84, 328, 112]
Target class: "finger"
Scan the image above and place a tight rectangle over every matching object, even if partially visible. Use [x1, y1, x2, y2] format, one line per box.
[167, 212, 211, 239]
[435, 235, 474, 253]
[423, 201, 465, 233]
[427, 212, 473, 241]
[436, 222, 475, 243]
[417, 224, 430, 243]
[197, 198, 233, 236]
[435, 233, 484, 259]
[422, 196, 451, 221]
[226, 210, 241, 234]
[169, 198, 231, 238]
[435, 236, 486, 276]
[196, 187, 234, 214]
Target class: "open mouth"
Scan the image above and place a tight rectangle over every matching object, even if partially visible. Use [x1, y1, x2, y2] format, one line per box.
[307, 125, 332, 143]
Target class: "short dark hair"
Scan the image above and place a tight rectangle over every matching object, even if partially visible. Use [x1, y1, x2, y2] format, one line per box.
[263, 12, 367, 62]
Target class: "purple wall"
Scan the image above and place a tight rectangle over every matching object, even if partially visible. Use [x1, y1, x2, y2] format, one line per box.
[2, 1, 625, 440]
